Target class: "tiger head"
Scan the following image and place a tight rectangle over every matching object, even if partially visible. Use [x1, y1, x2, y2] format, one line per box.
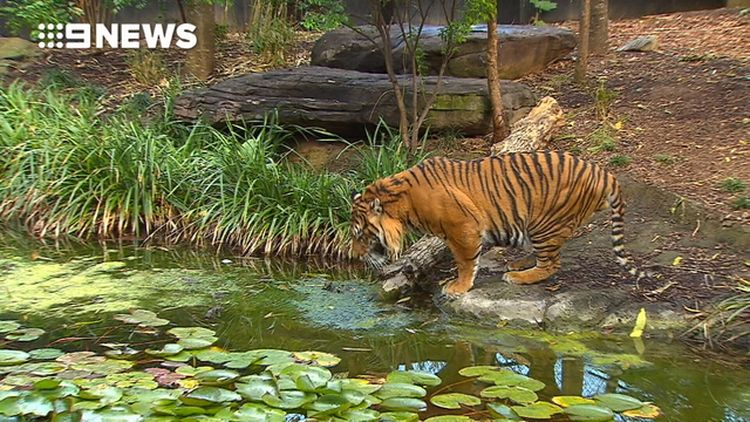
[350, 190, 404, 270]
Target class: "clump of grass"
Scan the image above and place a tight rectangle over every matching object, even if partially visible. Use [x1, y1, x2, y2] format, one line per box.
[127, 50, 168, 86]
[719, 177, 746, 193]
[247, 0, 296, 66]
[609, 154, 631, 167]
[732, 196, 750, 210]
[654, 154, 675, 165]
[593, 80, 618, 121]
[587, 127, 617, 154]
[39, 68, 81, 88]
[0, 83, 419, 258]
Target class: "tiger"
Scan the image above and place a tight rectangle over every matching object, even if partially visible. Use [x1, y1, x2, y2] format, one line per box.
[349, 151, 646, 296]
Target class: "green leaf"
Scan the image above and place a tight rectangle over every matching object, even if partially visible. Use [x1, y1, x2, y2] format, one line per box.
[5, 328, 45, 342]
[593, 393, 644, 412]
[279, 364, 332, 392]
[340, 407, 380, 421]
[511, 402, 563, 419]
[145, 343, 184, 357]
[552, 396, 596, 407]
[339, 378, 382, 395]
[180, 387, 241, 406]
[424, 416, 473, 422]
[194, 369, 239, 386]
[480, 385, 538, 404]
[429, 393, 481, 409]
[234, 403, 286, 421]
[261, 390, 315, 409]
[168, 327, 217, 349]
[28, 348, 64, 361]
[379, 397, 427, 412]
[379, 411, 419, 421]
[114, 309, 169, 327]
[374, 383, 426, 400]
[292, 351, 341, 367]
[236, 377, 279, 401]
[457, 365, 506, 377]
[178, 338, 218, 350]
[254, 349, 294, 366]
[386, 370, 441, 387]
[0, 349, 30, 366]
[305, 394, 351, 416]
[478, 371, 545, 391]
[193, 349, 233, 364]
[564, 404, 615, 421]
[487, 402, 520, 420]
[33, 379, 61, 390]
[176, 366, 214, 377]
[0, 321, 21, 334]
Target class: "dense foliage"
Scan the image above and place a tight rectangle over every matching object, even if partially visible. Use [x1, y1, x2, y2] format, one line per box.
[0, 82, 424, 258]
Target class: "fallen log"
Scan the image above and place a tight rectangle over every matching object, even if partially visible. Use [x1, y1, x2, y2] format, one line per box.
[173, 66, 537, 136]
[380, 96, 565, 295]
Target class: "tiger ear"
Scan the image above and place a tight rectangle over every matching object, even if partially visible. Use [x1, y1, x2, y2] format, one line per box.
[351, 191, 362, 201]
[370, 198, 382, 215]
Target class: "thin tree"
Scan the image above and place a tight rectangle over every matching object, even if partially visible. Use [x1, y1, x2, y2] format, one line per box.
[185, 0, 216, 80]
[590, 0, 608, 54]
[574, 0, 591, 84]
[485, 3, 509, 142]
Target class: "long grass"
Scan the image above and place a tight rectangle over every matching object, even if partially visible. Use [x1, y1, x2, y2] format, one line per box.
[0, 83, 422, 258]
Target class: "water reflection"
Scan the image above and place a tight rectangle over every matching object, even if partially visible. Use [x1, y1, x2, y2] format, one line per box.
[1, 235, 749, 421]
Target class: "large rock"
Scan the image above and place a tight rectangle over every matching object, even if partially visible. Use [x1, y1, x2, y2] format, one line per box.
[311, 24, 577, 79]
[173, 66, 538, 135]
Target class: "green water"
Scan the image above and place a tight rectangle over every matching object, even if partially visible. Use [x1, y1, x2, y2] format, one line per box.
[1, 236, 748, 421]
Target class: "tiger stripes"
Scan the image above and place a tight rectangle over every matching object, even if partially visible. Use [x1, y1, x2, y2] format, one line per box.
[350, 151, 646, 296]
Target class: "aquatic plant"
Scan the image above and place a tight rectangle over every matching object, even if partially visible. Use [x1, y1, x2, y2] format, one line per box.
[0, 83, 421, 258]
[0, 314, 661, 420]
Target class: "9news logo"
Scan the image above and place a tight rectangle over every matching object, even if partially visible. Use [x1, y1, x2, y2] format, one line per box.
[37, 23, 198, 49]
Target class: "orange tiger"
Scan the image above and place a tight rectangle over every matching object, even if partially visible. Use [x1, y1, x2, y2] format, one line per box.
[350, 151, 645, 296]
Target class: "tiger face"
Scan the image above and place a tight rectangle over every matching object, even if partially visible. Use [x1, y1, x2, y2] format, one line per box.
[350, 192, 398, 270]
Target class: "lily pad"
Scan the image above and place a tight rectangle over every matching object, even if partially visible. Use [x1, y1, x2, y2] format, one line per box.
[339, 379, 382, 395]
[305, 394, 352, 416]
[114, 309, 169, 327]
[145, 343, 184, 357]
[563, 404, 615, 421]
[236, 377, 279, 401]
[379, 397, 427, 412]
[458, 365, 506, 377]
[176, 366, 214, 377]
[168, 327, 218, 350]
[180, 387, 241, 406]
[374, 383, 427, 400]
[255, 349, 294, 366]
[480, 385, 538, 404]
[0, 350, 30, 366]
[194, 369, 239, 386]
[386, 370, 441, 387]
[511, 402, 563, 419]
[193, 349, 233, 364]
[552, 396, 597, 407]
[429, 393, 481, 409]
[234, 403, 286, 421]
[292, 351, 341, 367]
[340, 407, 380, 421]
[424, 417, 473, 422]
[0, 321, 21, 334]
[593, 393, 644, 412]
[479, 371, 545, 391]
[261, 390, 315, 409]
[622, 403, 661, 418]
[279, 364, 332, 392]
[380, 411, 419, 421]
[28, 348, 63, 361]
[487, 402, 520, 420]
[5, 328, 45, 342]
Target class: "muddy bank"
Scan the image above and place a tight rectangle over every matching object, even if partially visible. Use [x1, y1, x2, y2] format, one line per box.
[383, 176, 750, 337]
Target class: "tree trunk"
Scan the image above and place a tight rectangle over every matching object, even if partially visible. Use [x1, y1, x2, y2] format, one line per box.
[590, 0, 609, 55]
[380, 96, 563, 295]
[185, 1, 216, 81]
[574, 0, 591, 84]
[487, 18, 510, 142]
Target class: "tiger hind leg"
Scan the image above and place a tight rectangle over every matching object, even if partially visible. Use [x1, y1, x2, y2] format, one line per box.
[503, 254, 537, 272]
[503, 239, 563, 285]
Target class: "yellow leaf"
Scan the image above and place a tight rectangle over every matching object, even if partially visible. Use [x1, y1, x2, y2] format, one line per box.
[623, 404, 661, 418]
[178, 379, 200, 389]
[613, 121, 624, 130]
[672, 256, 683, 266]
[630, 308, 647, 338]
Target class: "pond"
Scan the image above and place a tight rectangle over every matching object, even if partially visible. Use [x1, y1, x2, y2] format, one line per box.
[1, 235, 748, 421]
